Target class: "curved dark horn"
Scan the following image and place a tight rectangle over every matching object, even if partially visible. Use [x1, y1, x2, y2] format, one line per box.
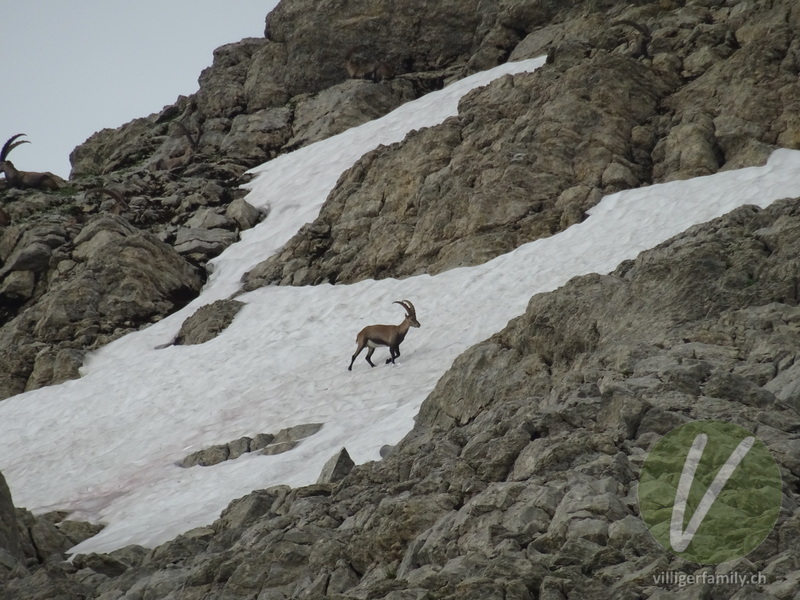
[174, 120, 200, 151]
[393, 299, 416, 317]
[613, 19, 650, 37]
[1, 134, 30, 162]
[88, 187, 127, 204]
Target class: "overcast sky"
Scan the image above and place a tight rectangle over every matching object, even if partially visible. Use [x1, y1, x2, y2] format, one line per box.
[1, 1, 280, 179]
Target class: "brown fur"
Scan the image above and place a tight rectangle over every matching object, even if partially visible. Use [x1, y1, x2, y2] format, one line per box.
[88, 187, 129, 215]
[151, 120, 199, 172]
[152, 146, 193, 172]
[345, 47, 395, 83]
[348, 300, 420, 370]
[613, 20, 651, 59]
[0, 160, 64, 191]
[0, 134, 65, 191]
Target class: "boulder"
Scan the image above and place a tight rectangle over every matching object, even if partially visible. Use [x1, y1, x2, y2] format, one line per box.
[317, 448, 355, 484]
[174, 299, 245, 346]
[0, 270, 36, 301]
[173, 227, 238, 259]
[0, 472, 22, 566]
[225, 197, 262, 230]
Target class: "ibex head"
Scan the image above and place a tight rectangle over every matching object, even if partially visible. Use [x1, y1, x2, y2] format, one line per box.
[393, 299, 420, 328]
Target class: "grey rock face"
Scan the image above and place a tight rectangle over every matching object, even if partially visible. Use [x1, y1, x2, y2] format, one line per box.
[174, 300, 245, 346]
[242, 51, 670, 288]
[0, 215, 203, 399]
[261, 0, 485, 101]
[242, 1, 800, 289]
[68, 115, 157, 177]
[0, 472, 22, 570]
[285, 78, 416, 150]
[12, 197, 800, 600]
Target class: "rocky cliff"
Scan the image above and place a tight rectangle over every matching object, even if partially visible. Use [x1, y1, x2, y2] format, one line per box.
[2, 0, 799, 399]
[4, 196, 800, 600]
[2, 0, 800, 598]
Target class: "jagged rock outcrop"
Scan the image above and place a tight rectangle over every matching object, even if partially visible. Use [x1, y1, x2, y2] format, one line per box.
[243, 51, 672, 287]
[0, 215, 204, 399]
[179, 423, 324, 467]
[0, 472, 23, 576]
[1, 472, 104, 588]
[242, 0, 800, 288]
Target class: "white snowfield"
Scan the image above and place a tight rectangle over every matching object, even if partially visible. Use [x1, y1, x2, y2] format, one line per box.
[2, 56, 800, 556]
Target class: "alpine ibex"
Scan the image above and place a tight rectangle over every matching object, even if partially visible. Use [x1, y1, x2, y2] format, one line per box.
[613, 20, 651, 59]
[1, 134, 65, 191]
[87, 187, 129, 215]
[345, 46, 395, 83]
[153, 147, 193, 172]
[151, 120, 199, 172]
[348, 300, 420, 370]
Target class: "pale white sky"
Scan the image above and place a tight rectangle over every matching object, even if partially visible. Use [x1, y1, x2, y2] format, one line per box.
[1, 1, 280, 178]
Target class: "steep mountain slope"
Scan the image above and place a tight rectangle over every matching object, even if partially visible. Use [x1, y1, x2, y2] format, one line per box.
[2, 0, 800, 598]
[4, 173, 800, 599]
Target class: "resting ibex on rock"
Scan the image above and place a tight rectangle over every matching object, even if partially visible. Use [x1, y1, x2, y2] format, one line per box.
[87, 187, 129, 215]
[345, 46, 395, 83]
[1, 134, 65, 191]
[151, 120, 200, 172]
[153, 147, 193, 172]
[348, 300, 420, 370]
[613, 20, 651, 59]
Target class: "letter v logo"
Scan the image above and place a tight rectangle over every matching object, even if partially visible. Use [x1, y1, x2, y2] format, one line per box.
[669, 433, 754, 552]
[639, 421, 781, 564]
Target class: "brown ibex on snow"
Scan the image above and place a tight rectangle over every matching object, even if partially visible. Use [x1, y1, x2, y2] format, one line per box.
[1, 134, 66, 191]
[348, 300, 420, 370]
